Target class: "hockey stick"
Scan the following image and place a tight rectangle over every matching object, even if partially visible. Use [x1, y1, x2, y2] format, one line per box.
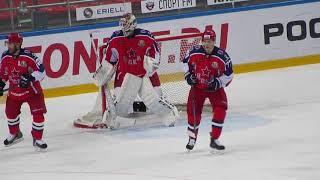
[90, 32, 119, 129]
[90, 33, 107, 128]
[89, 33, 106, 111]
[189, 64, 198, 139]
[191, 86, 197, 139]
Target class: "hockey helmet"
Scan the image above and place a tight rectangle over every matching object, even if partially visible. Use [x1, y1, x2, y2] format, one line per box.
[7, 32, 23, 44]
[202, 30, 216, 42]
[119, 13, 137, 36]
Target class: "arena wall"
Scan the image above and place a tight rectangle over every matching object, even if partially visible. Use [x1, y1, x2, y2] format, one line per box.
[0, 0, 319, 99]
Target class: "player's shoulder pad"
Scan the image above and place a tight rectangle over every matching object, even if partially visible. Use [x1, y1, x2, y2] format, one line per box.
[20, 48, 39, 61]
[189, 45, 204, 54]
[1, 50, 10, 60]
[183, 45, 203, 63]
[136, 28, 155, 39]
[110, 30, 124, 39]
[214, 47, 231, 63]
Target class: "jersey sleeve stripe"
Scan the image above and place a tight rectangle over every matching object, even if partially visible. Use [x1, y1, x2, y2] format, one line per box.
[19, 54, 42, 69]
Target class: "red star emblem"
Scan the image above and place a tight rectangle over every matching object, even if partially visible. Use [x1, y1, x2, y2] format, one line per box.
[201, 66, 211, 77]
[127, 48, 136, 58]
[11, 68, 20, 78]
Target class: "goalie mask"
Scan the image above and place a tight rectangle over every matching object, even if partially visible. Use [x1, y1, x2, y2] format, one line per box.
[119, 13, 137, 37]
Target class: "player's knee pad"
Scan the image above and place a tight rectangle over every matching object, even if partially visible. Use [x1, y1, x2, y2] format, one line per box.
[115, 73, 143, 116]
[33, 114, 45, 123]
[5, 107, 20, 120]
[6, 113, 19, 120]
[213, 107, 226, 122]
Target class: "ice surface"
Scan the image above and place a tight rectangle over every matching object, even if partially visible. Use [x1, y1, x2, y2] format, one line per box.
[1, 64, 320, 180]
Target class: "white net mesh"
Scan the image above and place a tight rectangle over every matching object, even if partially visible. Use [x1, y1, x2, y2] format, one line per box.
[156, 33, 202, 107]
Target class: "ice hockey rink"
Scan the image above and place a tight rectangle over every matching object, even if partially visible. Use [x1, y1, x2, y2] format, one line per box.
[0, 63, 320, 180]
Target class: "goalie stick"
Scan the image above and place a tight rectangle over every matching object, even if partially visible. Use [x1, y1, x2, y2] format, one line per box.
[89, 32, 119, 129]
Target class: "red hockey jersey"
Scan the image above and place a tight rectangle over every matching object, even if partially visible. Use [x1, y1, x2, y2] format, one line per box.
[183, 45, 234, 90]
[103, 28, 160, 81]
[0, 49, 45, 100]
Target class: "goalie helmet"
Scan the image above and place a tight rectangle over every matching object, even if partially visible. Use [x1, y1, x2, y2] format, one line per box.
[119, 13, 137, 37]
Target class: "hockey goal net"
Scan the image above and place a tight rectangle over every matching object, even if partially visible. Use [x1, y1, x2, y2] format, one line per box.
[74, 33, 203, 128]
[156, 33, 202, 108]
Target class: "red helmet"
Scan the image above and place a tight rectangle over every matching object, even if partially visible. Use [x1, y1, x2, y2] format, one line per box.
[7, 32, 23, 44]
[202, 30, 216, 41]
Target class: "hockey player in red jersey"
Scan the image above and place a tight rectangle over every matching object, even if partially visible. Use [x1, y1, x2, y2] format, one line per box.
[74, 13, 178, 129]
[183, 30, 234, 151]
[0, 33, 47, 149]
[104, 13, 163, 97]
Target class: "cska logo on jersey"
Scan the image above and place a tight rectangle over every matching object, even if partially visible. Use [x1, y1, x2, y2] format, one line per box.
[211, 62, 218, 69]
[19, 61, 27, 68]
[138, 40, 145, 47]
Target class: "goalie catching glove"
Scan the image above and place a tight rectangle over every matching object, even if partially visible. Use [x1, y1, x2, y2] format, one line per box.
[93, 60, 116, 86]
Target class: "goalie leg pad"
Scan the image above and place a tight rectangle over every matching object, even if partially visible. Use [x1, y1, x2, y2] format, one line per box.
[74, 88, 107, 129]
[115, 73, 143, 116]
[139, 77, 179, 126]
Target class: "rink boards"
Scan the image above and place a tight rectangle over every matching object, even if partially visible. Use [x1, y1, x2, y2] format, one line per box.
[0, 0, 319, 99]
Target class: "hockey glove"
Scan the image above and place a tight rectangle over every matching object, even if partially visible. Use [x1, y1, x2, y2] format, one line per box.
[185, 73, 197, 86]
[0, 80, 5, 96]
[208, 78, 222, 91]
[19, 74, 35, 88]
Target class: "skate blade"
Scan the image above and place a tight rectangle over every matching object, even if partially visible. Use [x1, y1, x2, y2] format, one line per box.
[4, 137, 24, 147]
[210, 149, 225, 155]
[108, 122, 120, 130]
[93, 123, 108, 129]
[168, 122, 175, 127]
[34, 146, 47, 152]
